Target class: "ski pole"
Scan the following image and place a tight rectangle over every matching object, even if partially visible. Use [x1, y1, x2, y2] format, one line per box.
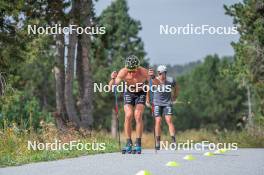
[149, 78, 157, 153]
[113, 79, 121, 150]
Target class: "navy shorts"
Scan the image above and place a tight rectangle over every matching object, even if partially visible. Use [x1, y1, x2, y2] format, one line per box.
[124, 90, 146, 106]
[154, 105, 173, 117]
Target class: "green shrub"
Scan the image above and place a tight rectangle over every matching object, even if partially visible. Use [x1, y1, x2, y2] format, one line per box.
[0, 85, 52, 129]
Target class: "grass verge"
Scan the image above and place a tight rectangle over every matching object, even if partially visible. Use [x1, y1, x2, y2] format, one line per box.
[1, 123, 263, 167]
[0, 122, 119, 167]
[138, 129, 264, 148]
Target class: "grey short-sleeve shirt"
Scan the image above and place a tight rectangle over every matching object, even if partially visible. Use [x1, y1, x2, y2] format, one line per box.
[153, 76, 176, 106]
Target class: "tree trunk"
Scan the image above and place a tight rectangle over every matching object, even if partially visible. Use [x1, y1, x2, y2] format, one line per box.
[54, 33, 68, 129]
[76, 36, 84, 98]
[78, 0, 94, 129]
[65, 18, 80, 127]
[246, 85, 253, 129]
[52, 112, 67, 131]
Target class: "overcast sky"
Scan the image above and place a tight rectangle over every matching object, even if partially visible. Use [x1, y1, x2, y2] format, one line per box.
[95, 0, 241, 65]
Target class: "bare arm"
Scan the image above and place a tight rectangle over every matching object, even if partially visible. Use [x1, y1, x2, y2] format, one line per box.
[151, 77, 160, 85]
[145, 90, 151, 107]
[142, 67, 160, 85]
[108, 68, 126, 87]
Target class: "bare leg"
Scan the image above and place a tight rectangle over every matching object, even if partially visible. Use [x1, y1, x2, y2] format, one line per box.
[155, 116, 162, 137]
[124, 104, 133, 139]
[134, 104, 145, 138]
[165, 115, 175, 137]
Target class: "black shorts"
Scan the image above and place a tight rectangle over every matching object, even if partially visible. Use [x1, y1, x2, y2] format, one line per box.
[124, 90, 146, 106]
[154, 105, 173, 117]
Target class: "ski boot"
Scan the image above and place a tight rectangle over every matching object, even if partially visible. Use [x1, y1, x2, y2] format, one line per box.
[155, 142, 160, 150]
[121, 143, 132, 154]
[171, 141, 177, 150]
[171, 136, 177, 150]
[132, 144, 142, 154]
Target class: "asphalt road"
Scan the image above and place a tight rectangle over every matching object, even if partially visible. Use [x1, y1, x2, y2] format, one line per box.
[1, 149, 264, 175]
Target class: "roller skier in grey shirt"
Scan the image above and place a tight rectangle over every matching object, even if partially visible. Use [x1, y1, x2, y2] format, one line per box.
[146, 65, 179, 150]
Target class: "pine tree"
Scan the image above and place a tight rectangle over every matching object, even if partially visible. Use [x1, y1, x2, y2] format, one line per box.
[225, 0, 264, 118]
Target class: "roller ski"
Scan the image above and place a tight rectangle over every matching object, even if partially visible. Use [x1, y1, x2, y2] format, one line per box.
[132, 144, 142, 154]
[121, 144, 132, 154]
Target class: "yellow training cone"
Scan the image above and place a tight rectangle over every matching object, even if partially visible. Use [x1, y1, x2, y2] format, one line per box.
[183, 154, 196, 160]
[219, 148, 228, 153]
[135, 170, 152, 175]
[214, 149, 222, 154]
[203, 152, 214, 157]
[214, 148, 228, 154]
[166, 161, 180, 167]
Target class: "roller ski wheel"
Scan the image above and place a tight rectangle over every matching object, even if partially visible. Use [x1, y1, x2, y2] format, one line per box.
[132, 145, 142, 154]
[121, 144, 132, 154]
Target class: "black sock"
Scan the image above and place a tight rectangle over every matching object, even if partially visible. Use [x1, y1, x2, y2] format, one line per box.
[136, 138, 141, 146]
[127, 138, 132, 146]
[171, 135, 176, 143]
